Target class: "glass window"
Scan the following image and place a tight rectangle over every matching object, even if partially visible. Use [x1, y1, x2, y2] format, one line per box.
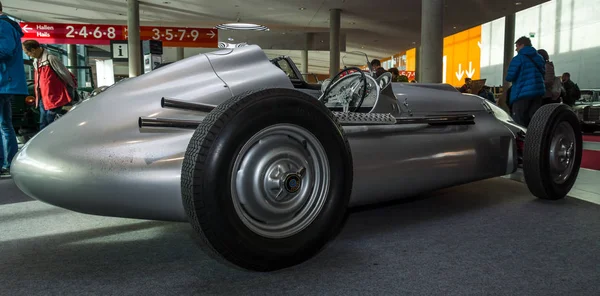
[276, 59, 299, 80]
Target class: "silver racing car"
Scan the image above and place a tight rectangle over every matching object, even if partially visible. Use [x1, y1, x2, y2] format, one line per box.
[11, 45, 582, 271]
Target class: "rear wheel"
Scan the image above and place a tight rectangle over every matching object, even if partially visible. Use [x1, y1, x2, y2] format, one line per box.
[523, 104, 582, 200]
[181, 88, 353, 271]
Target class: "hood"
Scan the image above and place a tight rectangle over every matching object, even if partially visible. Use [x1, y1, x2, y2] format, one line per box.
[0, 15, 24, 37]
[518, 45, 538, 57]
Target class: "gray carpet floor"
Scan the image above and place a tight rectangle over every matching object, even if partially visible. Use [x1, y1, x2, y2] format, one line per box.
[1, 177, 599, 296]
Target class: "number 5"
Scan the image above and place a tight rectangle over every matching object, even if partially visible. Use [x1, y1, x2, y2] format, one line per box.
[165, 29, 173, 40]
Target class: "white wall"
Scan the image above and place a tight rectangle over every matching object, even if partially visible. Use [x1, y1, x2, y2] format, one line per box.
[480, 0, 600, 88]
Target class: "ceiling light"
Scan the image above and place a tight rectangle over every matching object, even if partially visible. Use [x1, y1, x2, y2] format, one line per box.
[299, 7, 306, 10]
[215, 23, 270, 31]
[515, 2, 522, 5]
[453, 26, 457, 29]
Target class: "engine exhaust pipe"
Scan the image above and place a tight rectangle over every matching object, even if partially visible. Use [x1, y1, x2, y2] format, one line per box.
[138, 117, 202, 129]
[161, 97, 216, 113]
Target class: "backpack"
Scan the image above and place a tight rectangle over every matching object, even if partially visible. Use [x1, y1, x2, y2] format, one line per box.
[47, 59, 81, 103]
[551, 77, 564, 100]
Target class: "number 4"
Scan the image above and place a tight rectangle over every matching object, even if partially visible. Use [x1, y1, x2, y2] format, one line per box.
[79, 27, 88, 38]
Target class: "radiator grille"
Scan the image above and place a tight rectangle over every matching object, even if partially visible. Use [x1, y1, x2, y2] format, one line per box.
[584, 107, 600, 122]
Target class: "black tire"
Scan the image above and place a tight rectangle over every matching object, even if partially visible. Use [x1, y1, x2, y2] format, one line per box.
[523, 103, 582, 200]
[181, 88, 353, 271]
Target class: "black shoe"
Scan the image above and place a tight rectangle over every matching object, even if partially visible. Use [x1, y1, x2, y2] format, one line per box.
[0, 168, 11, 178]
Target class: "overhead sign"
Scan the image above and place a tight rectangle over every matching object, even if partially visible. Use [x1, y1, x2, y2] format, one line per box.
[138, 26, 217, 48]
[21, 23, 124, 45]
[399, 71, 415, 80]
[19, 22, 218, 48]
[110, 41, 129, 62]
[442, 26, 481, 86]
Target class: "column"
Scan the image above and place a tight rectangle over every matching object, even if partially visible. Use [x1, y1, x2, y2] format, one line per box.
[127, 0, 141, 77]
[419, 0, 444, 83]
[67, 44, 78, 67]
[415, 46, 421, 82]
[501, 13, 516, 111]
[302, 33, 314, 76]
[176, 47, 184, 61]
[301, 49, 308, 75]
[329, 9, 341, 78]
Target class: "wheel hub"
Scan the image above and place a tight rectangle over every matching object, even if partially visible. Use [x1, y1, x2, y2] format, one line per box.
[231, 124, 330, 239]
[264, 160, 306, 203]
[548, 122, 576, 184]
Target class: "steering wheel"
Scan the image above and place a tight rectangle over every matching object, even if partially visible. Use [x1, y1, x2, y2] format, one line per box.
[376, 72, 393, 90]
[319, 67, 367, 112]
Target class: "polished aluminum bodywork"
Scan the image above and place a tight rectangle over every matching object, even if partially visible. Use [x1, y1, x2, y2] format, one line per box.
[11, 45, 525, 222]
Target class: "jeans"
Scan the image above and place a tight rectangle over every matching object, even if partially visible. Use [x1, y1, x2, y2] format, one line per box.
[511, 96, 542, 128]
[39, 99, 61, 130]
[0, 94, 19, 169]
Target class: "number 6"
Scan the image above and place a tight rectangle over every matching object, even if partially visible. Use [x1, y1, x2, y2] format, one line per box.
[94, 27, 102, 38]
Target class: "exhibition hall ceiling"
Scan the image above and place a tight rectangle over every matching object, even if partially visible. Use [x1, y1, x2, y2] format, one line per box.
[3, 0, 549, 73]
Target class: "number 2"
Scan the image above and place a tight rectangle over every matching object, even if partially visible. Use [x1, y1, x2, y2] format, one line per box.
[66, 26, 75, 38]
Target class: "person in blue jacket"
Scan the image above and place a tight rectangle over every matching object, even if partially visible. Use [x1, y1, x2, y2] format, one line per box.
[505, 36, 546, 127]
[0, 2, 28, 176]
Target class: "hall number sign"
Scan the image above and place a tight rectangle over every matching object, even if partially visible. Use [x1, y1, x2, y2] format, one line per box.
[20, 22, 218, 48]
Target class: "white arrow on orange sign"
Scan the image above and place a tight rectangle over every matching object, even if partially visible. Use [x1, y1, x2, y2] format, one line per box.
[455, 63, 464, 81]
[465, 61, 475, 78]
[206, 31, 216, 39]
[22, 25, 32, 33]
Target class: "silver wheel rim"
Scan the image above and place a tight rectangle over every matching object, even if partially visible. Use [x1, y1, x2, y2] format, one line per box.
[549, 121, 576, 184]
[231, 123, 330, 239]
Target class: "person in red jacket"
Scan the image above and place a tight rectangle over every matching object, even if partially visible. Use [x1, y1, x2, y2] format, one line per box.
[22, 40, 76, 129]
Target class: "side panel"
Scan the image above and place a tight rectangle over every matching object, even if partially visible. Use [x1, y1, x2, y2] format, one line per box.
[391, 83, 488, 115]
[346, 110, 516, 206]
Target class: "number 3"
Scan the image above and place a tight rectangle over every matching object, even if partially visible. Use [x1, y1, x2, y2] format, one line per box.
[152, 28, 160, 40]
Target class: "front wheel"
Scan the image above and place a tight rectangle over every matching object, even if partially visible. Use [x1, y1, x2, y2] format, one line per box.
[523, 103, 582, 200]
[181, 88, 354, 271]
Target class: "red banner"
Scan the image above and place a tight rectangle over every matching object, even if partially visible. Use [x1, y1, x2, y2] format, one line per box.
[138, 26, 217, 48]
[19, 22, 218, 48]
[399, 71, 416, 80]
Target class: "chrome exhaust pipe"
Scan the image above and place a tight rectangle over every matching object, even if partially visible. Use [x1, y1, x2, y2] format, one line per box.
[138, 117, 202, 129]
[161, 97, 216, 113]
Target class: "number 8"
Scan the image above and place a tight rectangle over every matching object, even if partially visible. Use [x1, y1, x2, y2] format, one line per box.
[107, 27, 116, 39]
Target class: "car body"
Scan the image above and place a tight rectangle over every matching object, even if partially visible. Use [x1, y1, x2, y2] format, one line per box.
[572, 89, 600, 133]
[11, 45, 583, 271]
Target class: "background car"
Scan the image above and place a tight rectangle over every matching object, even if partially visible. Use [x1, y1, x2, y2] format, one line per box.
[572, 88, 600, 133]
[11, 81, 38, 144]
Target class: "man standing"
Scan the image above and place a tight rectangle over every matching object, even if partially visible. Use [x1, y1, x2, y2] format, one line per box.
[0, 2, 28, 177]
[371, 59, 386, 78]
[561, 72, 580, 107]
[505, 36, 546, 127]
[22, 40, 76, 129]
[459, 78, 472, 93]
